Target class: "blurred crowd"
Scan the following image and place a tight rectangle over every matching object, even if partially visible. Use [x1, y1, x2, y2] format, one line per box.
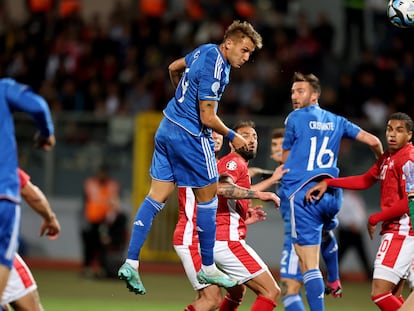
[1, 0, 414, 124]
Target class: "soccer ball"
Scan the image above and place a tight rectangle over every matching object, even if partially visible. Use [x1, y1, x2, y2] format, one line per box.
[387, 0, 414, 28]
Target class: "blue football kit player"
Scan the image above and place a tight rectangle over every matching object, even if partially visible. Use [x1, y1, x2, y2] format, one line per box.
[0, 78, 55, 307]
[118, 20, 263, 295]
[279, 72, 383, 311]
[271, 129, 343, 310]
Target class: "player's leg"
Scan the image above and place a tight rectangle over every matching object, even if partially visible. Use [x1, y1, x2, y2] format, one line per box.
[371, 233, 414, 310]
[220, 285, 245, 311]
[118, 179, 175, 295]
[371, 278, 402, 310]
[291, 188, 325, 311]
[0, 201, 21, 301]
[321, 230, 342, 298]
[280, 278, 305, 311]
[294, 244, 324, 311]
[279, 240, 305, 310]
[174, 244, 223, 311]
[2, 254, 40, 311]
[10, 290, 43, 311]
[215, 240, 280, 310]
[279, 195, 306, 311]
[119, 119, 176, 294]
[244, 271, 279, 311]
[321, 189, 342, 297]
[193, 184, 236, 287]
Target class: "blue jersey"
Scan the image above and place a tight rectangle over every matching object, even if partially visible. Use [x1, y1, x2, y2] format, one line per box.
[0, 78, 54, 202]
[163, 44, 231, 136]
[280, 104, 361, 199]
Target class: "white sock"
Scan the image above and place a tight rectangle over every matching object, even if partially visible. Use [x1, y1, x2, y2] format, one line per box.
[202, 264, 216, 274]
[126, 259, 139, 270]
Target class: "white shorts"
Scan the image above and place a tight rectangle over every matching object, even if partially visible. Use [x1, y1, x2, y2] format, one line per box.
[174, 240, 269, 290]
[1, 254, 37, 305]
[174, 244, 208, 291]
[373, 233, 414, 285]
[405, 257, 414, 288]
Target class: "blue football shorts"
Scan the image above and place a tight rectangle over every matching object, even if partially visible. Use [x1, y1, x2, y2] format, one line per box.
[150, 117, 218, 188]
[290, 182, 342, 246]
[0, 200, 21, 268]
[279, 219, 303, 282]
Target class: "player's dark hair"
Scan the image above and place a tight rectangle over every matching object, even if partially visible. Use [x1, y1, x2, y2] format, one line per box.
[292, 72, 321, 96]
[388, 112, 413, 132]
[232, 120, 255, 131]
[224, 20, 263, 50]
[271, 128, 284, 139]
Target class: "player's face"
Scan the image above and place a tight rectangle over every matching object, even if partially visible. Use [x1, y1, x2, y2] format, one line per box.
[270, 137, 284, 162]
[236, 126, 258, 160]
[386, 119, 413, 154]
[225, 37, 255, 69]
[212, 131, 223, 154]
[291, 81, 318, 110]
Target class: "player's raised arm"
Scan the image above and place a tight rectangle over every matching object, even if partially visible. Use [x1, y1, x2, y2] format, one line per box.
[168, 57, 186, 88]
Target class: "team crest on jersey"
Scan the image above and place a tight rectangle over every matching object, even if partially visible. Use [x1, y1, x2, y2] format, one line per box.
[211, 81, 220, 95]
[226, 160, 237, 171]
[194, 50, 200, 59]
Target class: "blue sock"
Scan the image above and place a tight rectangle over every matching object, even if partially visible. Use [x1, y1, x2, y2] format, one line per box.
[283, 294, 306, 311]
[303, 269, 324, 311]
[196, 197, 218, 266]
[126, 196, 164, 260]
[321, 230, 339, 282]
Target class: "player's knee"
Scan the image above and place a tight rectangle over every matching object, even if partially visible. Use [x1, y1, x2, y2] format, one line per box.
[260, 283, 281, 301]
[280, 278, 302, 297]
[210, 293, 224, 309]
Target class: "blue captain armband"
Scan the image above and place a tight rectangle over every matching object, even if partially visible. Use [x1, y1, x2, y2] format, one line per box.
[225, 129, 236, 141]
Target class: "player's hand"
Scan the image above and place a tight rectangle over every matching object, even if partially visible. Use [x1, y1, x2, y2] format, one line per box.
[271, 164, 289, 182]
[245, 205, 267, 225]
[40, 214, 61, 240]
[305, 181, 328, 202]
[367, 221, 376, 240]
[232, 133, 248, 152]
[34, 132, 56, 151]
[256, 191, 280, 207]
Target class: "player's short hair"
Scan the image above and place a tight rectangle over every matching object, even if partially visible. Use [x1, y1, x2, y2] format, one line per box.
[292, 72, 321, 96]
[233, 120, 255, 131]
[224, 20, 263, 50]
[271, 128, 284, 139]
[388, 112, 413, 132]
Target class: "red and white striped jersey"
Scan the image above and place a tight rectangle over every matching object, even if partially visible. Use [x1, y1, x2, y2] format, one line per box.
[173, 152, 252, 246]
[373, 143, 414, 235]
[216, 152, 251, 241]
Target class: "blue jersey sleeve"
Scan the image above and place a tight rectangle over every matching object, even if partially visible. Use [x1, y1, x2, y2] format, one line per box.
[198, 48, 228, 102]
[4, 79, 54, 137]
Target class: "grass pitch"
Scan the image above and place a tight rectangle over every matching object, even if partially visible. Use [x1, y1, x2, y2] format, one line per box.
[31, 267, 398, 310]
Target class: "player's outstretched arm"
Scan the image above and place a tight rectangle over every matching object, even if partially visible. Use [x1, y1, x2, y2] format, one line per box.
[21, 180, 61, 239]
[218, 175, 280, 206]
[251, 165, 289, 192]
[355, 129, 383, 159]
